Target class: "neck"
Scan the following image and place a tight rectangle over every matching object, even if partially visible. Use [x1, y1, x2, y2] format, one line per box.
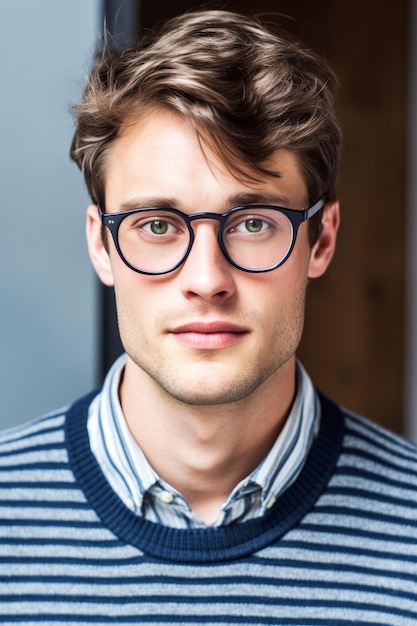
[119, 356, 297, 524]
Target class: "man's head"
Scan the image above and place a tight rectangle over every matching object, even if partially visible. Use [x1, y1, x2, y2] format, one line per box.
[70, 9, 341, 245]
[75, 10, 340, 407]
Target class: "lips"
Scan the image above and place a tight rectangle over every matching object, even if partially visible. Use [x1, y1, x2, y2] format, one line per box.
[169, 321, 249, 350]
[171, 321, 248, 334]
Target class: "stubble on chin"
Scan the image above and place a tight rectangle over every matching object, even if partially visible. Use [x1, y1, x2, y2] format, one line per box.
[121, 319, 304, 408]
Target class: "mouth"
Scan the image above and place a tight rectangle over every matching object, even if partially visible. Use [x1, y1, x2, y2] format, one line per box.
[169, 321, 249, 350]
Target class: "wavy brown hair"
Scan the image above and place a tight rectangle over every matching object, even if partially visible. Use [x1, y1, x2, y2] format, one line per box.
[70, 9, 341, 243]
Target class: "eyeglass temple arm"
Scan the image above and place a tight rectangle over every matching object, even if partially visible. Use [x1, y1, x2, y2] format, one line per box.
[305, 198, 325, 219]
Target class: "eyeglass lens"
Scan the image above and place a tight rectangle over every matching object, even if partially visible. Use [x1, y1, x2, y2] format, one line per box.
[116, 208, 294, 273]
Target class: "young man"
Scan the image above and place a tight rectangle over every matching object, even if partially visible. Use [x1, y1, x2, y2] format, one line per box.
[1, 9, 417, 624]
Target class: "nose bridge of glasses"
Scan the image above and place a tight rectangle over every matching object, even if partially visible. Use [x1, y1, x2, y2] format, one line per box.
[187, 211, 226, 228]
[186, 212, 227, 251]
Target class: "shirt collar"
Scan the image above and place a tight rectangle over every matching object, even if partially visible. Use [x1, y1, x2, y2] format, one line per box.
[88, 354, 158, 509]
[88, 354, 320, 526]
[219, 361, 320, 514]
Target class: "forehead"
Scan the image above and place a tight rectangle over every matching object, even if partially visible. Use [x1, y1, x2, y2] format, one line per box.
[104, 109, 308, 210]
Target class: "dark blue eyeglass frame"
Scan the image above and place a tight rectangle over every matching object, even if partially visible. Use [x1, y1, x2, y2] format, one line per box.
[98, 198, 324, 275]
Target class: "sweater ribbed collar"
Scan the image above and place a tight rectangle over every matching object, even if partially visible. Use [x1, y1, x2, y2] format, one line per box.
[66, 390, 344, 563]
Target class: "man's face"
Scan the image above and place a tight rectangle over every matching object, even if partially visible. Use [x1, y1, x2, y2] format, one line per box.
[88, 109, 337, 406]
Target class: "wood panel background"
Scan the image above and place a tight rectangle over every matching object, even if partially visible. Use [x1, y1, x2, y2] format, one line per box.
[138, 0, 408, 433]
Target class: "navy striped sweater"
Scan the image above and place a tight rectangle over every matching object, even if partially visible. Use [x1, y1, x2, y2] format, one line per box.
[1, 390, 417, 625]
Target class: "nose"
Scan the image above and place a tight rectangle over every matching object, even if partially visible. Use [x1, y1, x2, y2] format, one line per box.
[179, 222, 236, 302]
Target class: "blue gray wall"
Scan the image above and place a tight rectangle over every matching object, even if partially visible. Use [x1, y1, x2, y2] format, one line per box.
[0, 1, 100, 428]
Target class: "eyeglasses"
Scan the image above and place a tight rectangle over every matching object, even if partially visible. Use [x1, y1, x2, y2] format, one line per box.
[99, 198, 324, 275]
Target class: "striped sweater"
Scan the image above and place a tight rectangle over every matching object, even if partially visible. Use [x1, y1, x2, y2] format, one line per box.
[1, 390, 417, 625]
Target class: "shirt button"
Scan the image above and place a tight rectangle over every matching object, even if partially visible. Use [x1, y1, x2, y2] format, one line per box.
[158, 491, 174, 504]
[266, 495, 277, 509]
[125, 497, 135, 511]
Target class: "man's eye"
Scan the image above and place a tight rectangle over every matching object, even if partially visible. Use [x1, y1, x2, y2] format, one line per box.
[235, 218, 270, 233]
[142, 220, 176, 235]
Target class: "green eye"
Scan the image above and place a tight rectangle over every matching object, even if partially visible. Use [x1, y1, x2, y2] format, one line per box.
[232, 217, 269, 234]
[147, 220, 170, 235]
[245, 218, 264, 233]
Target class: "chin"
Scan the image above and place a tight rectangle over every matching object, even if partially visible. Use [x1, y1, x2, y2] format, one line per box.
[159, 371, 270, 407]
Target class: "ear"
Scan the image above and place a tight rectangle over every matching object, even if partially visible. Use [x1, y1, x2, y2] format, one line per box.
[307, 200, 340, 279]
[86, 204, 115, 286]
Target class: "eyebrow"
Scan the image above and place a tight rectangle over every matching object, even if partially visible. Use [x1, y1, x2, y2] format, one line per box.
[116, 197, 178, 212]
[113, 192, 293, 214]
[227, 192, 291, 207]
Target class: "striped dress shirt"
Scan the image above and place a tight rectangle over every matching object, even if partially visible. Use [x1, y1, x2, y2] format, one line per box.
[87, 354, 320, 528]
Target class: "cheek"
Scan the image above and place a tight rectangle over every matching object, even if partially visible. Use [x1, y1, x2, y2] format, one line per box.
[113, 281, 153, 359]
[267, 278, 307, 323]
[254, 268, 308, 337]
[112, 269, 170, 338]
[111, 268, 149, 331]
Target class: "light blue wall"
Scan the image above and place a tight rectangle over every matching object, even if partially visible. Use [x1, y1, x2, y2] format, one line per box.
[0, 1, 100, 429]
